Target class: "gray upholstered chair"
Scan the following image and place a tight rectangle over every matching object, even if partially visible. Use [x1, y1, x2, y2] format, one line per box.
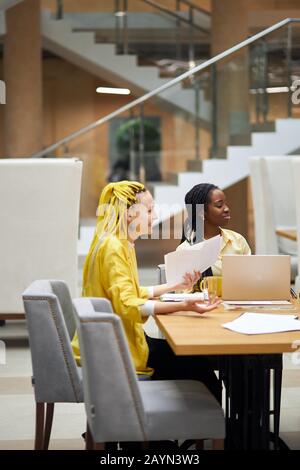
[73, 297, 225, 450]
[157, 264, 166, 284]
[22, 280, 83, 450]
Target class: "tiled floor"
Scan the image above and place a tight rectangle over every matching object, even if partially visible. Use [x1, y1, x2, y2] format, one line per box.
[1, 267, 300, 450]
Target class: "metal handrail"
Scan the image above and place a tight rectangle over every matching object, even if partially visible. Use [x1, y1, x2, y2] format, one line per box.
[179, 0, 211, 17]
[114, 0, 209, 56]
[139, 0, 209, 34]
[34, 17, 300, 158]
[56, 0, 208, 33]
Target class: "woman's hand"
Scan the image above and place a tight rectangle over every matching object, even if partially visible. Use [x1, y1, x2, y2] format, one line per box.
[171, 270, 201, 292]
[152, 270, 201, 298]
[154, 297, 221, 315]
[182, 298, 221, 314]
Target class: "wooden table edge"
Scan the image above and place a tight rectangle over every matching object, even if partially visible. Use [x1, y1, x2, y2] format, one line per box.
[155, 301, 300, 356]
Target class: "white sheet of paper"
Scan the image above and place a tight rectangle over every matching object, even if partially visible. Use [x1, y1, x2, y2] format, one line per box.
[164, 235, 221, 286]
[222, 303, 295, 311]
[160, 293, 205, 302]
[222, 312, 300, 335]
[224, 300, 291, 306]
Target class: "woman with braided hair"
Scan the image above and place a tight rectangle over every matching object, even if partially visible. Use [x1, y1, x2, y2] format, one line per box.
[178, 183, 251, 288]
[72, 181, 221, 400]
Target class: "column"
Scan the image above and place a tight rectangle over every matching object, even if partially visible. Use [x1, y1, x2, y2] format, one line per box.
[211, 0, 250, 156]
[4, 0, 42, 156]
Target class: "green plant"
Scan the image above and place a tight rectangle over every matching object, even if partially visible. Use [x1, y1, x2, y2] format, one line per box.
[116, 118, 160, 154]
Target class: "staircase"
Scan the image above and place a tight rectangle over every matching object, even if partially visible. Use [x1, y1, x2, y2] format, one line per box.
[153, 118, 300, 222]
[40, 13, 300, 225]
[41, 11, 211, 124]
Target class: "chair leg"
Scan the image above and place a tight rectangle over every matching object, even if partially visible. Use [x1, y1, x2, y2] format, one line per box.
[43, 403, 54, 450]
[212, 439, 224, 450]
[85, 422, 94, 450]
[195, 440, 204, 450]
[35, 403, 45, 450]
[94, 442, 105, 450]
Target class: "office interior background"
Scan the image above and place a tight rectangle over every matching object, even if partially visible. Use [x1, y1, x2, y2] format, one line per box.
[1, 0, 300, 451]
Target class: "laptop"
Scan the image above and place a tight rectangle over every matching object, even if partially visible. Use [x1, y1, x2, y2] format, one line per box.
[222, 255, 291, 305]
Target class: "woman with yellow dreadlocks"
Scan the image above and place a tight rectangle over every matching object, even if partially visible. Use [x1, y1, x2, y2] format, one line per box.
[72, 181, 221, 401]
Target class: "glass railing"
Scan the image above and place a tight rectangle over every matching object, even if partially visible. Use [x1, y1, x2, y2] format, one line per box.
[249, 22, 300, 124]
[36, 18, 300, 188]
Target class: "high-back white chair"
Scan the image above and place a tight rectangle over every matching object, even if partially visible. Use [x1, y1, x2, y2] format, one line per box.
[249, 156, 298, 279]
[292, 159, 300, 294]
[249, 157, 278, 255]
[0, 158, 82, 318]
[264, 156, 298, 257]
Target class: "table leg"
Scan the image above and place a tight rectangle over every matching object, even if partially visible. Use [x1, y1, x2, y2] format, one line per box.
[223, 354, 284, 450]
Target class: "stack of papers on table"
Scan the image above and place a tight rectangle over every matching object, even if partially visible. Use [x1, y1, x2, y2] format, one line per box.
[160, 293, 205, 302]
[164, 235, 221, 286]
[223, 312, 300, 335]
[224, 300, 292, 306]
[222, 302, 294, 311]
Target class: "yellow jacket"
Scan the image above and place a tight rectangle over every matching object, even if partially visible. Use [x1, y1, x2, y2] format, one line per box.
[71, 235, 153, 376]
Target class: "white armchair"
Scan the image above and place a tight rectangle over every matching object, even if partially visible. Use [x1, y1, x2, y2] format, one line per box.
[0, 158, 82, 318]
[249, 156, 298, 281]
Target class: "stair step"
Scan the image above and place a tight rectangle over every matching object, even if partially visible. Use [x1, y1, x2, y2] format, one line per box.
[147, 181, 177, 196]
[42, 18, 73, 35]
[251, 121, 275, 133]
[230, 134, 252, 146]
[187, 160, 203, 172]
[288, 147, 300, 155]
[210, 147, 227, 159]
[164, 172, 179, 185]
[41, 13, 212, 122]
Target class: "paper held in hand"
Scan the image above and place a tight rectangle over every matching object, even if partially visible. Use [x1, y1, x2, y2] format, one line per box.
[164, 235, 221, 286]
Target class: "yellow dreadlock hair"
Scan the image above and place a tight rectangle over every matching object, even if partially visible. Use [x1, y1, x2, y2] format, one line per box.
[82, 181, 145, 293]
[96, 180, 145, 238]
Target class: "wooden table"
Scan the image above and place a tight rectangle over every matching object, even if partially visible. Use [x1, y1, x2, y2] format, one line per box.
[276, 228, 297, 242]
[155, 302, 300, 356]
[155, 302, 300, 450]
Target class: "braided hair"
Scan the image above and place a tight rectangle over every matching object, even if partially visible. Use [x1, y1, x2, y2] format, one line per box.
[181, 183, 219, 244]
[180, 183, 219, 290]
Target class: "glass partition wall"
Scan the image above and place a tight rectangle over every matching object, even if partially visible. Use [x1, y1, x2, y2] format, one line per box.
[38, 15, 300, 188]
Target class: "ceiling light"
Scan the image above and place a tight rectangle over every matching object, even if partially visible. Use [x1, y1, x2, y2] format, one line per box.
[96, 87, 131, 95]
[114, 11, 126, 17]
[250, 86, 290, 94]
[266, 86, 289, 94]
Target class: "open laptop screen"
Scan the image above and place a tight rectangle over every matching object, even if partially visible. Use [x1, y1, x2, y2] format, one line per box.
[222, 255, 291, 301]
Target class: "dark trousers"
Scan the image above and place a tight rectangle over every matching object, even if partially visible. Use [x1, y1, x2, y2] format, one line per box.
[146, 335, 222, 404]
